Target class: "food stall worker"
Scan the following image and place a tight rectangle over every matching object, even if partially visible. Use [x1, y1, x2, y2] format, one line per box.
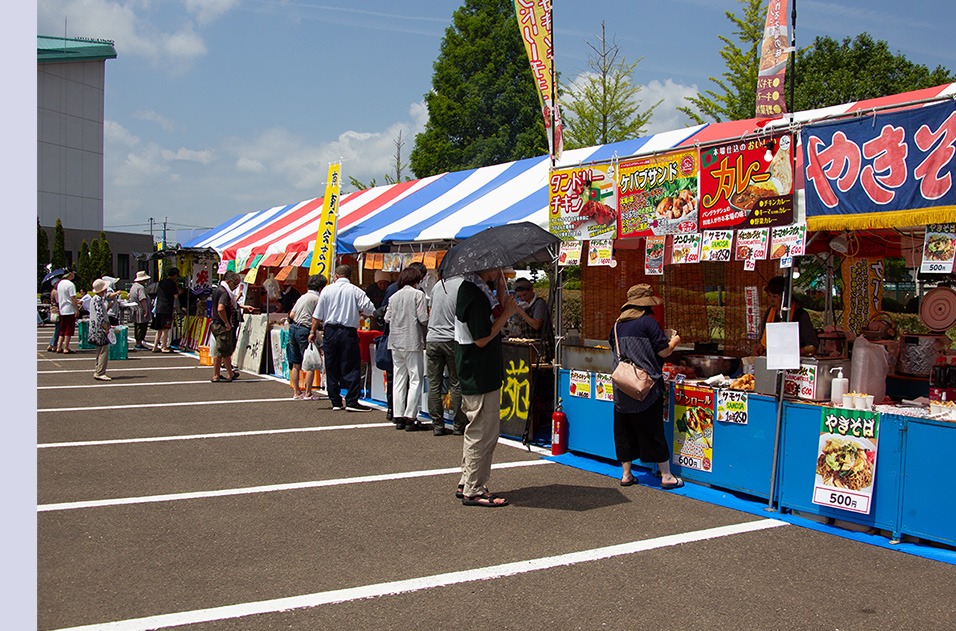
[510, 278, 554, 361]
[755, 276, 819, 356]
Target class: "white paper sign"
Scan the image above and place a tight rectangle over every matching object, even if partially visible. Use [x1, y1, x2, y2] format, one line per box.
[766, 321, 800, 370]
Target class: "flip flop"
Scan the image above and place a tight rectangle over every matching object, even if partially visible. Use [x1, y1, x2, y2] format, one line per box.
[619, 476, 636, 487]
[661, 477, 685, 490]
[210, 376, 228, 383]
[228, 372, 240, 381]
[462, 493, 509, 507]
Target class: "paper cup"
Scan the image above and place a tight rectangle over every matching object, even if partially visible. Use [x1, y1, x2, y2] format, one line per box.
[861, 395, 874, 410]
[855, 395, 869, 410]
[842, 394, 855, 409]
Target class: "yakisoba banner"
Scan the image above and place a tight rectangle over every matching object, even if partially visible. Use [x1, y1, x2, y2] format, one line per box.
[617, 149, 699, 238]
[309, 162, 342, 279]
[514, 0, 562, 158]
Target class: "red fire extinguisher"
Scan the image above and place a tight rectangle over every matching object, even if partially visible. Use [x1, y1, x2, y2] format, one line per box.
[551, 409, 568, 456]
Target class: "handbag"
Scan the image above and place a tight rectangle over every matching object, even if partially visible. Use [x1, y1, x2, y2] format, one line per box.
[107, 328, 117, 345]
[49, 312, 60, 323]
[611, 323, 655, 401]
[373, 334, 393, 372]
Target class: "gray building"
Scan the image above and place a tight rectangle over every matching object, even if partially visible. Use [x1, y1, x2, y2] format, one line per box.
[38, 35, 153, 285]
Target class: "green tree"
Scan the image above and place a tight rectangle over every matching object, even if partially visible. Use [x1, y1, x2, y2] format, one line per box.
[97, 231, 113, 277]
[679, 0, 763, 124]
[561, 22, 660, 148]
[794, 33, 954, 111]
[78, 240, 92, 290]
[38, 218, 50, 271]
[409, 0, 547, 177]
[51, 218, 67, 269]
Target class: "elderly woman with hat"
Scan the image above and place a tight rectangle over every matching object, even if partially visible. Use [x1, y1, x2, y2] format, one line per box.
[127, 270, 152, 350]
[89, 278, 114, 381]
[609, 284, 683, 489]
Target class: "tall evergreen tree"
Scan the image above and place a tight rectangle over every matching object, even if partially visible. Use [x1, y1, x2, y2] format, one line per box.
[78, 241, 92, 290]
[52, 218, 67, 269]
[98, 231, 113, 277]
[38, 218, 50, 271]
[561, 22, 660, 148]
[409, 0, 547, 177]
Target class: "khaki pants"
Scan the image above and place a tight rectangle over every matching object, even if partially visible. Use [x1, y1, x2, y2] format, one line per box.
[94, 345, 109, 377]
[458, 389, 501, 497]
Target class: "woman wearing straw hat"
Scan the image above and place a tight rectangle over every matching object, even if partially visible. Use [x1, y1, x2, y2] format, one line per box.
[89, 278, 114, 381]
[128, 271, 152, 350]
[609, 284, 683, 489]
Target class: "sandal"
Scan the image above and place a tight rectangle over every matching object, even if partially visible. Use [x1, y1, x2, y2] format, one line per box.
[456, 484, 491, 499]
[661, 477, 685, 490]
[619, 475, 636, 487]
[462, 493, 509, 507]
[228, 372, 240, 381]
[210, 376, 228, 383]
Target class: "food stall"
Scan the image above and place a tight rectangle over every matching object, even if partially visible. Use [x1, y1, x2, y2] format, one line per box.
[548, 89, 956, 548]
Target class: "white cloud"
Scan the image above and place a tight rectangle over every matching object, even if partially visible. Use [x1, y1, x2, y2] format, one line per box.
[160, 147, 216, 164]
[133, 110, 176, 132]
[640, 79, 700, 133]
[104, 120, 140, 148]
[236, 157, 265, 173]
[184, 0, 241, 25]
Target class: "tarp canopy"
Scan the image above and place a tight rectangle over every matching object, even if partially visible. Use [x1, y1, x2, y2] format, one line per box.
[184, 83, 956, 264]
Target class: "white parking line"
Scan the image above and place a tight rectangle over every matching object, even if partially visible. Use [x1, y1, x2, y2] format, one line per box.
[39, 422, 395, 448]
[37, 379, 269, 390]
[37, 355, 188, 362]
[38, 397, 295, 413]
[39, 366, 206, 374]
[37, 459, 552, 512]
[49, 519, 787, 631]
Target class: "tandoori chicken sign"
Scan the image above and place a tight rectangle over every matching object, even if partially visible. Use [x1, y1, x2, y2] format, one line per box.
[548, 163, 618, 241]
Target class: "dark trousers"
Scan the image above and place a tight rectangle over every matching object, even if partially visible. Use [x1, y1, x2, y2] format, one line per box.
[323, 324, 361, 406]
[134, 322, 149, 344]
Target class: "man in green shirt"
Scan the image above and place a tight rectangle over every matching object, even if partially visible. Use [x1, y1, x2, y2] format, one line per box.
[454, 268, 518, 507]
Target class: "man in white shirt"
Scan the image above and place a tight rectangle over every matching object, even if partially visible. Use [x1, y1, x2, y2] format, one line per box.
[309, 264, 375, 412]
[56, 270, 80, 353]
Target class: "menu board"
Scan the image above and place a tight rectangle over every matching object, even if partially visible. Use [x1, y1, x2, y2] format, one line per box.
[734, 228, 770, 261]
[568, 370, 592, 398]
[594, 373, 614, 402]
[701, 230, 734, 262]
[716, 389, 748, 425]
[670, 233, 702, 265]
[587, 239, 614, 266]
[558, 240, 583, 266]
[617, 150, 699, 238]
[672, 385, 715, 472]
[699, 134, 794, 230]
[812, 408, 880, 515]
[769, 223, 807, 260]
[921, 223, 956, 274]
[549, 163, 619, 241]
[644, 236, 666, 276]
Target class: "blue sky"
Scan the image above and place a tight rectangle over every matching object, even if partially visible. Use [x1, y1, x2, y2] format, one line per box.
[35, 0, 956, 241]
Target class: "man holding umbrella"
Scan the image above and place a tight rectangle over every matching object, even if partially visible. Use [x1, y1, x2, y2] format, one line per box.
[455, 268, 519, 506]
[441, 222, 558, 507]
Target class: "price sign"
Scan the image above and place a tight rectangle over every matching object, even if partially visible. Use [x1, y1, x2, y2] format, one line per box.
[811, 408, 880, 515]
[716, 389, 748, 425]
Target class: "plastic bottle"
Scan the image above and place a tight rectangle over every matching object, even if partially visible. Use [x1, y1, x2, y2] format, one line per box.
[830, 366, 848, 406]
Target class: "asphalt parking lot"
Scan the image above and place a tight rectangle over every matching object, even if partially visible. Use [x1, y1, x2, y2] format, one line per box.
[37, 329, 956, 631]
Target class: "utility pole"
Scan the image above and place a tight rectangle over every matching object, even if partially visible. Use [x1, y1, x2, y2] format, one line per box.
[149, 217, 154, 243]
[162, 217, 167, 247]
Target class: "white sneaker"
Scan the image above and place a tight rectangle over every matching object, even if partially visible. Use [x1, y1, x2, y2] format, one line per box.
[94, 375, 112, 381]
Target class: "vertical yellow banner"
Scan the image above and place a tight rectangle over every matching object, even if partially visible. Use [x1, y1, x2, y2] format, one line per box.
[514, 0, 562, 159]
[309, 162, 342, 278]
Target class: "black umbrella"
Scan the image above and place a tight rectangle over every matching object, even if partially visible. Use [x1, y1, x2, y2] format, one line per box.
[40, 268, 66, 290]
[438, 222, 560, 278]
